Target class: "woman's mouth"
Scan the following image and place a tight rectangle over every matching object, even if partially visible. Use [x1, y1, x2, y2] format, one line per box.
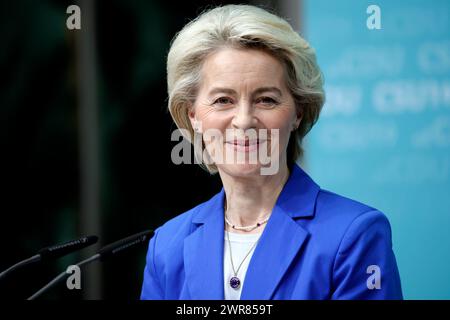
[225, 139, 267, 152]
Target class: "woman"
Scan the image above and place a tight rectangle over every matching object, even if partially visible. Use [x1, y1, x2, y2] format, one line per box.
[141, 5, 402, 300]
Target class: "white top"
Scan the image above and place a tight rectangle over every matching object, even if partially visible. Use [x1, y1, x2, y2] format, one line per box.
[223, 230, 262, 300]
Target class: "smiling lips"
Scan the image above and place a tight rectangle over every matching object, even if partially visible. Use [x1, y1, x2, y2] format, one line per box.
[226, 139, 267, 152]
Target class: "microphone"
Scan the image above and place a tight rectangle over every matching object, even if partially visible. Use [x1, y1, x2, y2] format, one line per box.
[0, 235, 98, 281]
[27, 230, 154, 300]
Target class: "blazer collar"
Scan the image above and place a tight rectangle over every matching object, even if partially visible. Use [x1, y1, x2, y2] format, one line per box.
[184, 164, 320, 299]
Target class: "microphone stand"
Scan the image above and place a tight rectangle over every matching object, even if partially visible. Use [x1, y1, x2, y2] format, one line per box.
[28, 230, 153, 300]
[28, 254, 101, 300]
[0, 255, 40, 281]
[0, 235, 98, 282]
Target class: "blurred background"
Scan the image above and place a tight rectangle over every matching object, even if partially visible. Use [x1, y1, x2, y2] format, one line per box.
[0, 0, 449, 299]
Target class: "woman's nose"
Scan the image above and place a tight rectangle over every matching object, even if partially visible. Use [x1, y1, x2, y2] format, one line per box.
[231, 101, 257, 130]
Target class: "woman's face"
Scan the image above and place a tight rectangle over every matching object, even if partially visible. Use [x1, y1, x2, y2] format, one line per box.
[189, 48, 301, 177]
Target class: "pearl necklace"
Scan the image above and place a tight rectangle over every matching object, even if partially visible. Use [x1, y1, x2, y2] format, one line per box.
[224, 215, 270, 232]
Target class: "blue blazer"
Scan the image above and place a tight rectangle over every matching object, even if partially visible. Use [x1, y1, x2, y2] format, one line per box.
[141, 164, 403, 299]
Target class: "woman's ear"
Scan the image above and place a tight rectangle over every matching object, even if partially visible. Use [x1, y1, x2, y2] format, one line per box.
[293, 108, 303, 131]
[188, 106, 200, 132]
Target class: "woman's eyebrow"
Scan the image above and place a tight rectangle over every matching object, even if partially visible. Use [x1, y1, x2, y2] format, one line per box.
[208, 86, 282, 96]
[253, 87, 282, 96]
[208, 87, 236, 96]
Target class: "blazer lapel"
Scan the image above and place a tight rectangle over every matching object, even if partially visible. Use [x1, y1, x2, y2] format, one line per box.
[239, 206, 309, 300]
[184, 190, 226, 299]
[240, 165, 320, 300]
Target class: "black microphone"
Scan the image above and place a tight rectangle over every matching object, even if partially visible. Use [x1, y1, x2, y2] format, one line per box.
[0, 235, 98, 281]
[27, 230, 154, 300]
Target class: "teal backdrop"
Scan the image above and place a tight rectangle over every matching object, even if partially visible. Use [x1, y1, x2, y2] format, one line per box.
[304, 0, 450, 299]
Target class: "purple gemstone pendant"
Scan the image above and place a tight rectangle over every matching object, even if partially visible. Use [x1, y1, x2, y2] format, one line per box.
[229, 276, 241, 289]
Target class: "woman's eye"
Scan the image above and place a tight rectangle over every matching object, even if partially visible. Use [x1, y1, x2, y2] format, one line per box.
[256, 97, 278, 106]
[213, 97, 233, 106]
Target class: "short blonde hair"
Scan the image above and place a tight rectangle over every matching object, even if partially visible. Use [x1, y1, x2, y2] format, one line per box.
[167, 4, 325, 174]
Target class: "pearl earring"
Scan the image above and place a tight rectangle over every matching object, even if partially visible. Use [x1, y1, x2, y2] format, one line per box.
[193, 121, 200, 132]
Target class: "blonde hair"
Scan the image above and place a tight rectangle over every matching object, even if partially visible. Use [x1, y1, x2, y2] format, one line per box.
[167, 4, 325, 174]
